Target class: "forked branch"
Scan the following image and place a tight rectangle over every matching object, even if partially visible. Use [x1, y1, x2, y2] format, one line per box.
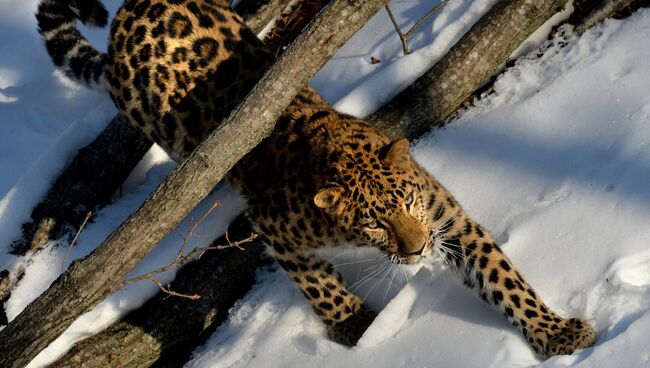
[385, 1, 448, 55]
[122, 200, 257, 300]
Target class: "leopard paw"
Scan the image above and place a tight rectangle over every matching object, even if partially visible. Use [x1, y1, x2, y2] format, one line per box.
[327, 305, 377, 346]
[544, 318, 596, 357]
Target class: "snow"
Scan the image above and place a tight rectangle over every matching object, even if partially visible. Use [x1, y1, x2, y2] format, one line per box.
[1, 0, 649, 367]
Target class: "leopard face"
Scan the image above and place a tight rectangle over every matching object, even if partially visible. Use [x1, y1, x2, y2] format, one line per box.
[313, 138, 442, 265]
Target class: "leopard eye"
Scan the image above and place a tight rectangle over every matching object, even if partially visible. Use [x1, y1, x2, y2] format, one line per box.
[365, 219, 378, 229]
[404, 192, 414, 206]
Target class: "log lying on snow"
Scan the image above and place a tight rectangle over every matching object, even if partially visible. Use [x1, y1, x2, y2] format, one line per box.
[50, 215, 268, 368]
[0, 0, 390, 366]
[368, 0, 567, 139]
[369, 0, 650, 141]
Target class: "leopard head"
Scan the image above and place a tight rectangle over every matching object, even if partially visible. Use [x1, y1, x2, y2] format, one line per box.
[314, 136, 442, 264]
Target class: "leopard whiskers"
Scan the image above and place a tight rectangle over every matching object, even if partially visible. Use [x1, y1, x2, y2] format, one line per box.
[362, 256, 390, 273]
[363, 261, 394, 303]
[438, 240, 464, 258]
[383, 263, 399, 304]
[333, 257, 383, 268]
[348, 257, 390, 294]
[402, 267, 414, 285]
[434, 246, 458, 271]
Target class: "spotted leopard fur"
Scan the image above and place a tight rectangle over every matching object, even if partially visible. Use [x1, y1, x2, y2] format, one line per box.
[36, 0, 595, 356]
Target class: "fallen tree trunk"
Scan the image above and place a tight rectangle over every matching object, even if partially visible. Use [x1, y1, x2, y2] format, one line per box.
[9, 116, 151, 256]
[368, 0, 567, 139]
[50, 215, 268, 368]
[0, 1, 389, 366]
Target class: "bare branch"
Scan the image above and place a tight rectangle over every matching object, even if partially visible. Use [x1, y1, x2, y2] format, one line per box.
[121, 198, 256, 299]
[176, 200, 221, 261]
[61, 211, 92, 274]
[148, 277, 201, 301]
[385, 5, 409, 55]
[123, 232, 257, 288]
[385, 1, 448, 55]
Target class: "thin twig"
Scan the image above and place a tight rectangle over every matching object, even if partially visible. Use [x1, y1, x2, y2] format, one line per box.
[385, 5, 409, 55]
[123, 232, 257, 299]
[405, 1, 448, 38]
[61, 211, 92, 273]
[122, 198, 256, 300]
[124, 232, 257, 285]
[149, 277, 201, 300]
[386, 0, 448, 55]
[176, 200, 221, 260]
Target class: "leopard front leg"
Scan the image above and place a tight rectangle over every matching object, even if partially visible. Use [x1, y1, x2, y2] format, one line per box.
[266, 238, 377, 346]
[438, 209, 596, 357]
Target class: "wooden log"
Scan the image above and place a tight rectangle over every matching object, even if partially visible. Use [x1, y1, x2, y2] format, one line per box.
[368, 0, 567, 140]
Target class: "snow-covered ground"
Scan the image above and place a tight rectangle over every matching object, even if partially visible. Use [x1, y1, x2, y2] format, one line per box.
[1, 0, 649, 367]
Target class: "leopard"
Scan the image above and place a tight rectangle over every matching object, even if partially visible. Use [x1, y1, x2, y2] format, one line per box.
[36, 0, 596, 356]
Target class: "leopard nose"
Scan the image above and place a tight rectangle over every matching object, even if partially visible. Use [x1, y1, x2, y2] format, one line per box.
[398, 242, 426, 256]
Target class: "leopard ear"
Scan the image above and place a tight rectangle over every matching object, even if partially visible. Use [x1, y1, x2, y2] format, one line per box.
[381, 138, 411, 168]
[314, 186, 345, 209]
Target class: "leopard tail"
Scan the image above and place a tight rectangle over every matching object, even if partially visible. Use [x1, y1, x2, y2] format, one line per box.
[36, 0, 108, 89]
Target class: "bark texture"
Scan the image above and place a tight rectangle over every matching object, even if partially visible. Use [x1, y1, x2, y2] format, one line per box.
[0, 1, 389, 366]
[50, 215, 268, 368]
[241, 0, 292, 34]
[368, 0, 567, 140]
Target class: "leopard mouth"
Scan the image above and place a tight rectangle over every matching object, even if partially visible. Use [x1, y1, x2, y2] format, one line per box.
[390, 241, 435, 265]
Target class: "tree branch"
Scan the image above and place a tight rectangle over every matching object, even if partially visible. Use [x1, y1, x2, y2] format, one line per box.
[385, 1, 448, 55]
[61, 211, 92, 274]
